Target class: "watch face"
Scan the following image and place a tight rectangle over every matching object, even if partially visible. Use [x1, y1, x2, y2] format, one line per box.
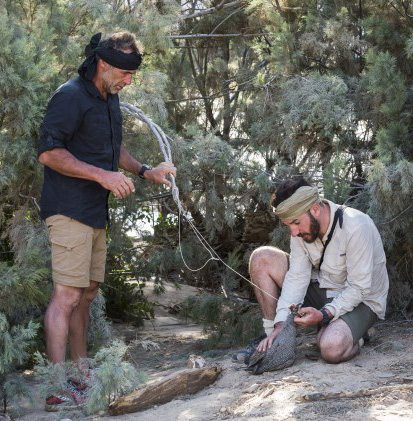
[139, 165, 152, 178]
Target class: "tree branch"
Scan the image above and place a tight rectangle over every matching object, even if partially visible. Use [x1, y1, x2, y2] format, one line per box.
[134, 192, 172, 203]
[167, 33, 271, 39]
[183, 0, 241, 20]
[302, 383, 413, 402]
[210, 7, 244, 35]
[164, 87, 253, 103]
[378, 204, 413, 225]
[18, 193, 40, 212]
[186, 42, 216, 128]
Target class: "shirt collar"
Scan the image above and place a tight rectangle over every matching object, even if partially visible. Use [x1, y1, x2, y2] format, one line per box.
[80, 77, 106, 100]
[321, 200, 338, 242]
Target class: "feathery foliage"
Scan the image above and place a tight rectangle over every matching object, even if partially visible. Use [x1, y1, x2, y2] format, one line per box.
[34, 340, 145, 415]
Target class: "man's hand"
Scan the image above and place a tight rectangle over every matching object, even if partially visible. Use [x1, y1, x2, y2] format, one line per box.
[257, 321, 284, 352]
[98, 171, 135, 199]
[144, 162, 177, 187]
[293, 306, 323, 327]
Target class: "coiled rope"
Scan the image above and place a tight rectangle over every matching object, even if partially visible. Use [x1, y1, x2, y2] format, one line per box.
[120, 102, 278, 302]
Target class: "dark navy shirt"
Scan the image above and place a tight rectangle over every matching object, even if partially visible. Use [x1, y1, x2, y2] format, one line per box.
[38, 77, 123, 228]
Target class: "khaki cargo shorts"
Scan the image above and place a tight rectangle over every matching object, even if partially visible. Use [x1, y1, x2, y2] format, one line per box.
[46, 215, 106, 288]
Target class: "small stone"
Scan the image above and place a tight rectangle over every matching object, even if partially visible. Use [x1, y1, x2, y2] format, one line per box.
[376, 372, 395, 378]
[220, 407, 227, 413]
[60, 419, 72, 421]
[283, 375, 301, 383]
[186, 354, 206, 369]
[243, 383, 261, 393]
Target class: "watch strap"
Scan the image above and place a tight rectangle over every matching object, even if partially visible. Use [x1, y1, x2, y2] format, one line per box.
[319, 308, 331, 327]
[138, 164, 151, 179]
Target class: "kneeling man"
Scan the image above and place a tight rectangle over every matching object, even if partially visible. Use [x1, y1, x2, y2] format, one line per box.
[249, 178, 389, 364]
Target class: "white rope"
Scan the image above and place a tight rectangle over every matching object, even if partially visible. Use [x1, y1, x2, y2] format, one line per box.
[120, 102, 278, 302]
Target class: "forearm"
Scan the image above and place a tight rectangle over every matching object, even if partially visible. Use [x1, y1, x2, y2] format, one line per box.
[119, 145, 141, 176]
[38, 148, 105, 183]
[274, 246, 312, 323]
[39, 147, 136, 199]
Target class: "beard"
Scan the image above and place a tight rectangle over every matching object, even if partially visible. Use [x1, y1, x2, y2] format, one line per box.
[104, 79, 124, 94]
[298, 212, 320, 243]
[102, 69, 125, 95]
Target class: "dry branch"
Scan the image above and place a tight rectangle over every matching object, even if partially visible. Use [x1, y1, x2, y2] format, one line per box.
[301, 383, 413, 402]
[184, 1, 241, 20]
[109, 366, 223, 415]
[168, 33, 270, 39]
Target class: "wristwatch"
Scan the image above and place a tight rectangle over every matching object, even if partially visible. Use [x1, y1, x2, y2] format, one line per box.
[138, 164, 152, 179]
[319, 308, 331, 327]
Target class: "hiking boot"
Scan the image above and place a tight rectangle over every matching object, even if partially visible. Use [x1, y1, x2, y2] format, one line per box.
[362, 327, 377, 343]
[44, 378, 87, 412]
[45, 393, 77, 412]
[67, 378, 87, 404]
[231, 333, 267, 365]
[68, 369, 94, 393]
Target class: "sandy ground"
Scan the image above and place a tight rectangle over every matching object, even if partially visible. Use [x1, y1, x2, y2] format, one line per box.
[15, 282, 413, 421]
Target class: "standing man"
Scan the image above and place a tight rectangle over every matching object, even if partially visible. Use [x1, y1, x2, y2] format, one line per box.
[235, 178, 388, 366]
[38, 32, 176, 410]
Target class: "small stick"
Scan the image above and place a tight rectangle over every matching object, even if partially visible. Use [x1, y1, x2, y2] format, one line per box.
[301, 383, 413, 402]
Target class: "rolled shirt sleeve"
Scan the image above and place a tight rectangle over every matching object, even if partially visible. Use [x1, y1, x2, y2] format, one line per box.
[38, 89, 81, 156]
[324, 223, 374, 321]
[274, 236, 313, 324]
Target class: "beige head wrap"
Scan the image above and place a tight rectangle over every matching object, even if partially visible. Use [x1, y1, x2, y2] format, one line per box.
[273, 186, 320, 221]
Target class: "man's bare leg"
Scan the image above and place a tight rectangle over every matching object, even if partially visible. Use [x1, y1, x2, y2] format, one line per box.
[231, 247, 288, 361]
[45, 284, 83, 363]
[249, 246, 289, 320]
[318, 319, 359, 363]
[69, 281, 100, 362]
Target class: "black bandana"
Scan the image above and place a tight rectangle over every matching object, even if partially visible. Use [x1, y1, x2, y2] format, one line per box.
[78, 32, 142, 81]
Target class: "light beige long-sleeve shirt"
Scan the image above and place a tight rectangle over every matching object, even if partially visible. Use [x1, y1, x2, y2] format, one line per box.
[274, 201, 389, 324]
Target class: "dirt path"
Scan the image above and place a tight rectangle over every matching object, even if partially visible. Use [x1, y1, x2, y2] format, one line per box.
[16, 282, 413, 421]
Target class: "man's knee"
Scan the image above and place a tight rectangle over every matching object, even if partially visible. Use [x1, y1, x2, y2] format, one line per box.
[319, 333, 353, 364]
[249, 246, 287, 277]
[50, 284, 84, 312]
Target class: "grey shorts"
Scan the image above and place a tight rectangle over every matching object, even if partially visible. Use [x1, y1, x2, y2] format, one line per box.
[303, 281, 378, 344]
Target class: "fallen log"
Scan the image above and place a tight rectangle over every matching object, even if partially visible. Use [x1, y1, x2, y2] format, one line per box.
[109, 366, 222, 415]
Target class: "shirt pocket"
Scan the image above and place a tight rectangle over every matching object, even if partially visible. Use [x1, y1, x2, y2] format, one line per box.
[81, 114, 112, 156]
[90, 115, 111, 129]
[335, 250, 347, 268]
[88, 115, 111, 142]
[50, 232, 90, 277]
[327, 250, 347, 284]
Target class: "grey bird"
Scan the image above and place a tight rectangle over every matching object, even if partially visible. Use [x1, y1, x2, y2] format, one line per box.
[247, 304, 301, 375]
